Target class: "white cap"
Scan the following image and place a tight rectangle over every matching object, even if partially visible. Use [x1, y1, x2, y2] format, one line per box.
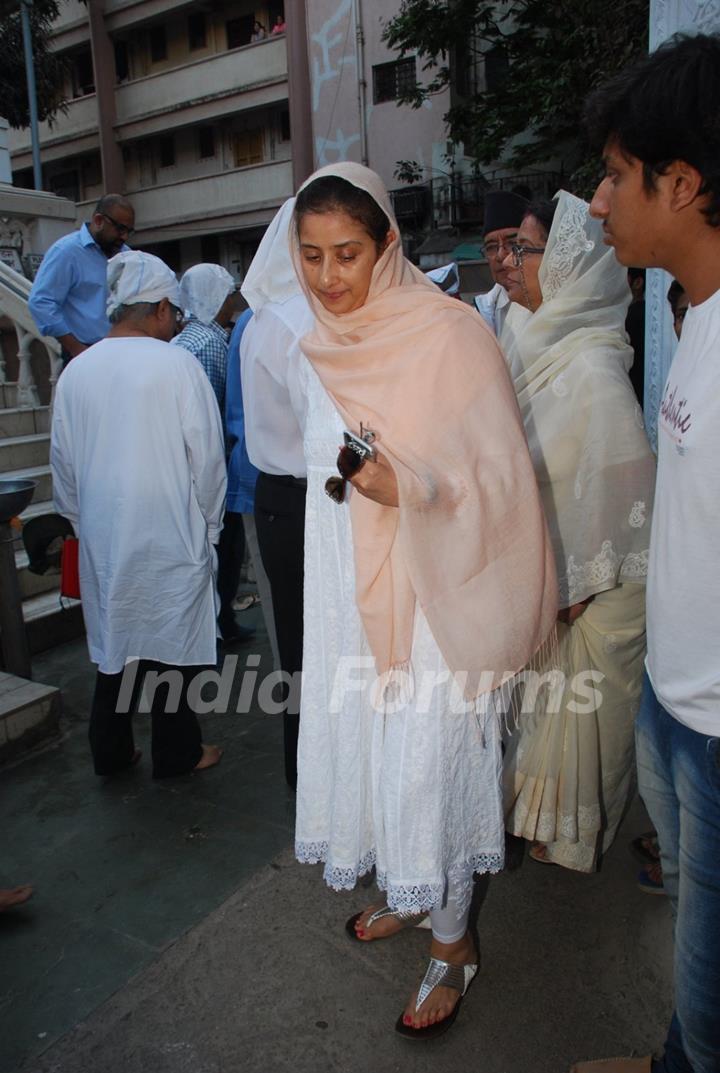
[179, 263, 236, 324]
[107, 251, 181, 318]
[425, 262, 460, 296]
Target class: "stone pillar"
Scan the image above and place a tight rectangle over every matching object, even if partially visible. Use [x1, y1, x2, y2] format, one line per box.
[286, 0, 315, 188]
[645, 0, 720, 447]
[0, 118, 13, 184]
[87, 1, 125, 193]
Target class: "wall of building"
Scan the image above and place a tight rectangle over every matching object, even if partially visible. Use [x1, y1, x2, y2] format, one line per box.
[306, 0, 459, 188]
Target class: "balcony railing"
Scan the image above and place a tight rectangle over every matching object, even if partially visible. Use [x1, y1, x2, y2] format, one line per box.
[9, 94, 98, 158]
[115, 38, 288, 131]
[125, 159, 294, 233]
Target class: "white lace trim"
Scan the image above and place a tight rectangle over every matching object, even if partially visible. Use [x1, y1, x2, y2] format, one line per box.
[620, 549, 648, 579]
[296, 842, 504, 915]
[295, 841, 377, 891]
[628, 500, 646, 528]
[542, 199, 595, 301]
[562, 539, 648, 604]
[564, 539, 618, 604]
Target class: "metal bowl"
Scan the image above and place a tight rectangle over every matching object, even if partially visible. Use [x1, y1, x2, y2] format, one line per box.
[0, 479, 37, 523]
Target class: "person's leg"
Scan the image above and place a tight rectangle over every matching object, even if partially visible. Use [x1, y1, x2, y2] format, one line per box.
[146, 663, 205, 779]
[636, 674, 686, 1073]
[216, 510, 254, 642]
[400, 869, 477, 1031]
[254, 474, 305, 788]
[637, 674, 720, 1073]
[88, 665, 138, 774]
[667, 723, 720, 1073]
[241, 511, 280, 669]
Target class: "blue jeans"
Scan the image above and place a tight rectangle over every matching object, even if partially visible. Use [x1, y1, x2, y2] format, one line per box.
[636, 673, 720, 1073]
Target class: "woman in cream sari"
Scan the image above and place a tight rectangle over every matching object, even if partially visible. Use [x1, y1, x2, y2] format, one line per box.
[501, 191, 656, 873]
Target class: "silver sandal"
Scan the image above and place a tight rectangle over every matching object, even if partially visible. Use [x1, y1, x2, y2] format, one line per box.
[345, 904, 429, 941]
[395, 956, 478, 1039]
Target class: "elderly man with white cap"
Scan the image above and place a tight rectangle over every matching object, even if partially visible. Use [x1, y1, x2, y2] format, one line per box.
[50, 251, 226, 779]
[172, 263, 253, 645]
[173, 263, 242, 412]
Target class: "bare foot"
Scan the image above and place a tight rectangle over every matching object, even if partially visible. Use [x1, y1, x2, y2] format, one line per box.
[352, 904, 427, 941]
[529, 842, 554, 864]
[401, 931, 477, 1030]
[0, 885, 33, 912]
[194, 744, 223, 771]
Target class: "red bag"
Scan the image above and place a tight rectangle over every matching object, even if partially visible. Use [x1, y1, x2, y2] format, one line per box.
[60, 537, 80, 599]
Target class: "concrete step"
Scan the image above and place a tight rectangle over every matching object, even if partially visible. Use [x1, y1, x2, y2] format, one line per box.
[0, 671, 61, 764]
[1, 464, 53, 503]
[16, 548, 61, 599]
[0, 383, 18, 408]
[0, 432, 50, 473]
[22, 591, 84, 655]
[0, 406, 50, 439]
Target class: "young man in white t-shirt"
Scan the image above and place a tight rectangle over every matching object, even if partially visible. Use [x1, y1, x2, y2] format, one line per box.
[570, 33, 720, 1073]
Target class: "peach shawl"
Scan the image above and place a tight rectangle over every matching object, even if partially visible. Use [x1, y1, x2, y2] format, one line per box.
[292, 163, 557, 697]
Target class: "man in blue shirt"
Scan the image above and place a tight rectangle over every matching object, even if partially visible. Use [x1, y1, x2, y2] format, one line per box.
[29, 194, 134, 362]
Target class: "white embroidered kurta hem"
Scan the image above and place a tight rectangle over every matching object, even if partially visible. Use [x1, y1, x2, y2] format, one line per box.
[294, 361, 505, 915]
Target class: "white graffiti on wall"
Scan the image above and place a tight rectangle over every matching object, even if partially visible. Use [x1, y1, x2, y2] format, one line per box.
[315, 130, 362, 167]
[311, 0, 356, 113]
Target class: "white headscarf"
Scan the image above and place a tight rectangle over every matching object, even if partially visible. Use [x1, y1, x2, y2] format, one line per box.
[501, 191, 656, 607]
[426, 262, 460, 295]
[240, 199, 301, 313]
[179, 263, 236, 324]
[107, 251, 180, 318]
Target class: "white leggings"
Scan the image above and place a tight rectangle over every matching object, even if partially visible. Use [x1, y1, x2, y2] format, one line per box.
[428, 866, 472, 944]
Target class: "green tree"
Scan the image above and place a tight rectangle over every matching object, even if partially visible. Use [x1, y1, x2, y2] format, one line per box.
[383, 0, 648, 190]
[0, 0, 69, 129]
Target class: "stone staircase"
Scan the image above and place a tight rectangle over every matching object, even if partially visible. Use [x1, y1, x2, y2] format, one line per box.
[0, 380, 83, 764]
[0, 378, 84, 656]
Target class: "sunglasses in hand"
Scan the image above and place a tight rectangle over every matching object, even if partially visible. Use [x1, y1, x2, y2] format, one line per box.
[325, 427, 377, 504]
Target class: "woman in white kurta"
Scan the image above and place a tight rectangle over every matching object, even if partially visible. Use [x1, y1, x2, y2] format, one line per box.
[500, 193, 656, 872]
[272, 164, 558, 1037]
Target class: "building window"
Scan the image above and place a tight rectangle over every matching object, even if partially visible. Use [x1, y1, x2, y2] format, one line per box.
[198, 127, 215, 159]
[232, 130, 263, 167]
[82, 154, 102, 189]
[150, 25, 167, 63]
[49, 169, 80, 202]
[158, 136, 175, 168]
[201, 234, 220, 263]
[372, 58, 416, 104]
[279, 109, 291, 142]
[71, 49, 95, 98]
[226, 15, 253, 49]
[188, 13, 207, 51]
[145, 240, 181, 272]
[114, 40, 129, 83]
[484, 46, 509, 92]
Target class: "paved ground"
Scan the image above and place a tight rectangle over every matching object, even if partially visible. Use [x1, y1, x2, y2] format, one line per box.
[2, 611, 674, 1073]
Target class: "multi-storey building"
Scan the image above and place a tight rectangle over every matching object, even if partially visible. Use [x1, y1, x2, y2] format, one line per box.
[9, 0, 293, 275]
[7, 0, 559, 276]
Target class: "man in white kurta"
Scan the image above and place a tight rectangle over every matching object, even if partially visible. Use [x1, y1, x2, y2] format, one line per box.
[50, 251, 227, 778]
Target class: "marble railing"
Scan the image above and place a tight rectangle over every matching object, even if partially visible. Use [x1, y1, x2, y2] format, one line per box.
[0, 263, 61, 409]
